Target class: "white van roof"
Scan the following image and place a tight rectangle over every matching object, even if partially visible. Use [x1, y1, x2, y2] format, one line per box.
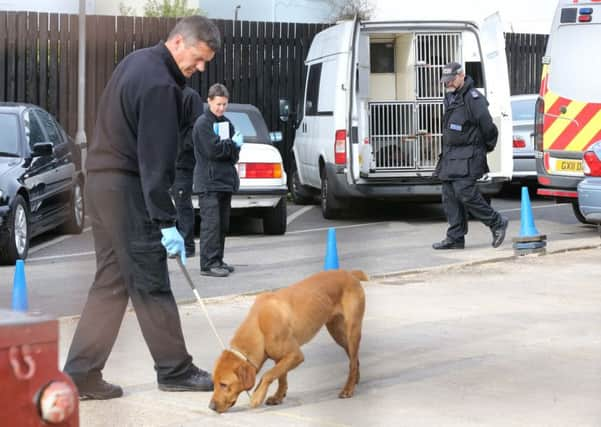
[305, 19, 480, 64]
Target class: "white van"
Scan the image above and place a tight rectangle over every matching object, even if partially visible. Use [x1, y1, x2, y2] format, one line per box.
[280, 14, 513, 218]
[535, 0, 601, 223]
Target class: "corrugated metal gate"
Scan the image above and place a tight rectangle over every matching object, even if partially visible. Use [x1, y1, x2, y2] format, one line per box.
[368, 32, 461, 171]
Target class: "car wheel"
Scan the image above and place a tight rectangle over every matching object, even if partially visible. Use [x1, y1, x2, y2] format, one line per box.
[290, 168, 315, 205]
[0, 195, 30, 265]
[571, 200, 593, 224]
[62, 180, 85, 234]
[320, 170, 342, 219]
[262, 198, 287, 235]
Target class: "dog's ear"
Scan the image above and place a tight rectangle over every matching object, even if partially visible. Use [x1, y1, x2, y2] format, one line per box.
[235, 362, 256, 391]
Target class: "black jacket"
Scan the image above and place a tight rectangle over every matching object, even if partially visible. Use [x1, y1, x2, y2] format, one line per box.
[435, 76, 498, 180]
[87, 42, 186, 225]
[176, 87, 204, 171]
[192, 110, 240, 193]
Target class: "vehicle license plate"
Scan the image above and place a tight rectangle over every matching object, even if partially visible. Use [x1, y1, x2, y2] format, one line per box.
[554, 159, 582, 175]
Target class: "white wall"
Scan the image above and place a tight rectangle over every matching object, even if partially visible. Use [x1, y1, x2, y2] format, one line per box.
[201, 0, 333, 23]
[373, 0, 557, 34]
[0, 0, 142, 15]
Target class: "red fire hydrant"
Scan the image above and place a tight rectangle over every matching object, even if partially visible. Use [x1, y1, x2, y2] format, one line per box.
[0, 309, 78, 426]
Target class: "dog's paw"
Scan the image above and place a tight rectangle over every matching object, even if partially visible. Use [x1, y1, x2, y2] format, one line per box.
[249, 392, 265, 408]
[265, 395, 285, 405]
[338, 389, 354, 399]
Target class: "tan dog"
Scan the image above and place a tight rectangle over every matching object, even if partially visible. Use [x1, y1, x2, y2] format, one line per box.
[209, 269, 368, 413]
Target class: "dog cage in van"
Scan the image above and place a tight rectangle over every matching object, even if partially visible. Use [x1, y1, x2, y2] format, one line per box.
[365, 32, 462, 173]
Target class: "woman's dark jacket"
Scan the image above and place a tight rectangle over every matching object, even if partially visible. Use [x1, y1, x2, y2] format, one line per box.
[435, 75, 498, 181]
[192, 110, 240, 193]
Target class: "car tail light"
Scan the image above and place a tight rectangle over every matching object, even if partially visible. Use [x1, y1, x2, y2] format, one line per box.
[582, 151, 601, 176]
[534, 96, 544, 152]
[335, 129, 346, 165]
[238, 163, 282, 179]
[513, 136, 526, 148]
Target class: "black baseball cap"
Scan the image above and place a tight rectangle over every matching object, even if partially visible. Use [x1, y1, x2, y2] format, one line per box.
[440, 62, 463, 83]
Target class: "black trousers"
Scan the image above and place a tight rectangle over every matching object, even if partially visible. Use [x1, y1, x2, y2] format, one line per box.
[198, 191, 231, 269]
[441, 179, 503, 242]
[172, 168, 195, 254]
[64, 172, 193, 384]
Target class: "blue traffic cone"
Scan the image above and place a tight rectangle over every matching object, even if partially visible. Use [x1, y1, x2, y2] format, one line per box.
[12, 259, 28, 311]
[519, 186, 540, 237]
[324, 227, 339, 270]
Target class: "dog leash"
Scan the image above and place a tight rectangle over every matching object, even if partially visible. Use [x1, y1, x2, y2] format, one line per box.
[175, 257, 253, 400]
[176, 257, 226, 350]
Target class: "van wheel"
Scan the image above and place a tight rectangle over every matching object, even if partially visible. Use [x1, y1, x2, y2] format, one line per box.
[290, 168, 314, 205]
[572, 200, 592, 224]
[61, 180, 85, 234]
[320, 171, 342, 219]
[263, 198, 287, 235]
[0, 195, 30, 265]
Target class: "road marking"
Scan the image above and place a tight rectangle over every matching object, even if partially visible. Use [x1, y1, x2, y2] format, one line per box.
[286, 221, 385, 235]
[28, 250, 96, 262]
[498, 202, 569, 214]
[28, 226, 92, 254]
[287, 205, 313, 224]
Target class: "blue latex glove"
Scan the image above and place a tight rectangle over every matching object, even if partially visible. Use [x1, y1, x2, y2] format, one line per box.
[213, 123, 219, 135]
[232, 131, 244, 148]
[160, 226, 186, 265]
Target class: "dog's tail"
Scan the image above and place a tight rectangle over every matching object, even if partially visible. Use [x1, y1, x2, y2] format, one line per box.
[350, 270, 369, 282]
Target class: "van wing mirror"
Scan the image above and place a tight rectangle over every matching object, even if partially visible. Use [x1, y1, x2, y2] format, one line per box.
[279, 99, 291, 122]
[31, 142, 54, 157]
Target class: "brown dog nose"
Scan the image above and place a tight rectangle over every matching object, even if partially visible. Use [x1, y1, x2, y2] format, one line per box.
[209, 400, 217, 411]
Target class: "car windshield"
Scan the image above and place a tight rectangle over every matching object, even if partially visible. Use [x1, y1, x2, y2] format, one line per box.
[0, 113, 20, 156]
[511, 98, 536, 121]
[224, 112, 258, 138]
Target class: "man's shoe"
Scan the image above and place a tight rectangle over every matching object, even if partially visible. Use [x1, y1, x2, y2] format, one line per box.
[432, 238, 465, 250]
[220, 262, 235, 273]
[491, 217, 509, 248]
[158, 368, 214, 392]
[200, 266, 229, 277]
[76, 378, 123, 400]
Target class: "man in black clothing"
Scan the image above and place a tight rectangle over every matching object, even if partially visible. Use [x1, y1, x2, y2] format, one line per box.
[193, 83, 242, 277]
[63, 16, 221, 400]
[173, 87, 203, 257]
[433, 62, 508, 250]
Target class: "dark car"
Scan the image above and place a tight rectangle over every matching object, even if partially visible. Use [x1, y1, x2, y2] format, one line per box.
[0, 103, 85, 264]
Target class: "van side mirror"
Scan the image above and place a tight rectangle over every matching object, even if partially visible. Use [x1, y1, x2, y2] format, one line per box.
[279, 99, 290, 122]
[32, 142, 54, 157]
[269, 131, 283, 143]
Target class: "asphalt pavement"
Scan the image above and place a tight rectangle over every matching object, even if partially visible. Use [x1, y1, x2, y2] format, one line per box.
[57, 235, 601, 427]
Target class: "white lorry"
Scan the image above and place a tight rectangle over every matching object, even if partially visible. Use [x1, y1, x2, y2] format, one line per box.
[280, 14, 513, 218]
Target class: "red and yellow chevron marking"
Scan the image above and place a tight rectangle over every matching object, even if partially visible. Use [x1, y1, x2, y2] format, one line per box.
[540, 64, 601, 153]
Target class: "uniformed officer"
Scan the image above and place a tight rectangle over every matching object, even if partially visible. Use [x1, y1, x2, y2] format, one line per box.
[173, 87, 204, 257]
[433, 61, 508, 249]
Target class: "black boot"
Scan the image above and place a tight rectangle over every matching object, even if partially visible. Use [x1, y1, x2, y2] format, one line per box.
[158, 366, 214, 392]
[75, 377, 123, 400]
[432, 238, 465, 250]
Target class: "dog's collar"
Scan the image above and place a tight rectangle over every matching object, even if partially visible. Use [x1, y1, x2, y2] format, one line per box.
[227, 348, 258, 370]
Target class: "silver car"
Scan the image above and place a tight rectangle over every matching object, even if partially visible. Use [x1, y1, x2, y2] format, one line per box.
[510, 94, 538, 183]
[577, 141, 601, 224]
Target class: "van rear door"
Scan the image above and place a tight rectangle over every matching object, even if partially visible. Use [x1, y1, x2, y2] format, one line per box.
[480, 12, 513, 179]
